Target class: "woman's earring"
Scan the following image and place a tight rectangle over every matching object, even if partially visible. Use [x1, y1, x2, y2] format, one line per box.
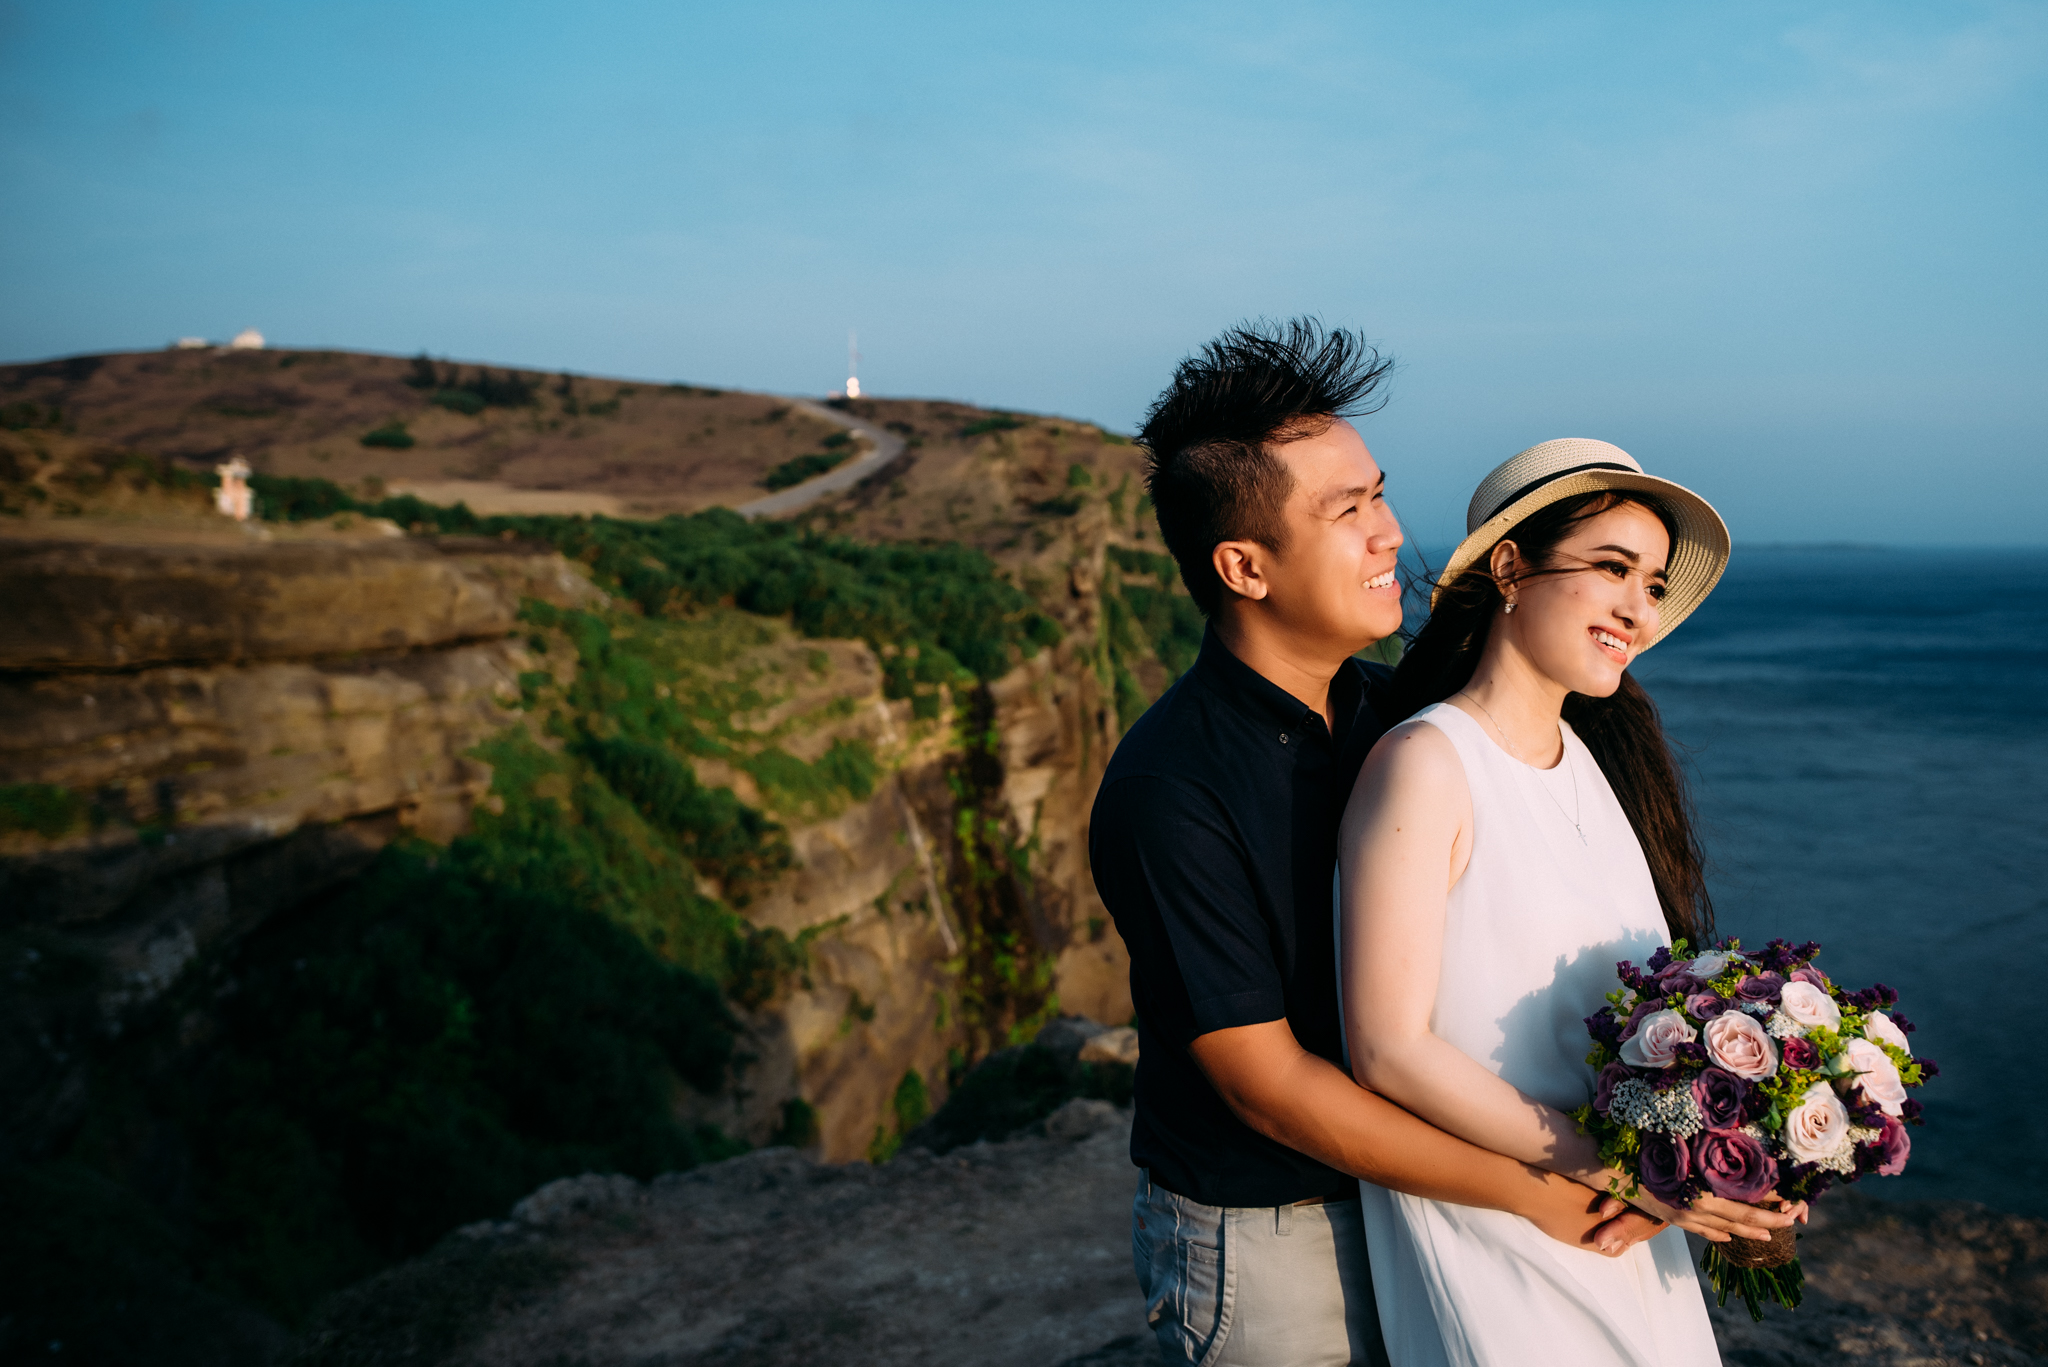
[1504, 599, 1517, 615]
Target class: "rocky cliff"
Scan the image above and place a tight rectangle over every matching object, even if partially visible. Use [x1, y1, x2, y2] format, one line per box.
[291, 1107, 2048, 1367]
[0, 357, 1183, 1358]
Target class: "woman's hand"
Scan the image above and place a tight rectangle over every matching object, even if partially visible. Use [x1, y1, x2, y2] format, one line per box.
[1620, 1185, 1808, 1243]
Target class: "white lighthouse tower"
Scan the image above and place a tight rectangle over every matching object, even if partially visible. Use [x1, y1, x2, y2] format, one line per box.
[843, 330, 861, 400]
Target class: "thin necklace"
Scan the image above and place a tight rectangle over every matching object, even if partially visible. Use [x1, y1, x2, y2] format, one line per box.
[1455, 691, 1587, 845]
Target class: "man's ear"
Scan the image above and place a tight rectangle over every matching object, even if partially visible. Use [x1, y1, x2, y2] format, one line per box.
[1211, 540, 1270, 602]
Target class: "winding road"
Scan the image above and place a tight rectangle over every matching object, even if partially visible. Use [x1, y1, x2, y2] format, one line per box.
[734, 398, 907, 519]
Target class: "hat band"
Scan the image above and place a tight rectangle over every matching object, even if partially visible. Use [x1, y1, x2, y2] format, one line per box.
[1478, 461, 1638, 526]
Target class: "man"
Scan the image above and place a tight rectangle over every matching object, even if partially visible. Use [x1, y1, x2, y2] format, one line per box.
[1090, 320, 1664, 1366]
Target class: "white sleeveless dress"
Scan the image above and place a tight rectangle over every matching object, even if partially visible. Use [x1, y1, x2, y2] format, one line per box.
[1339, 702, 1719, 1367]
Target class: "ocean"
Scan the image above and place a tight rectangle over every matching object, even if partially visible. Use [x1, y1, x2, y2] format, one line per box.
[1626, 547, 2048, 1216]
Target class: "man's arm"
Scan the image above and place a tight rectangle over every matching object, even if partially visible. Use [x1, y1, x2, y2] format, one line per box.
[1190, 1019, 1675, 1255]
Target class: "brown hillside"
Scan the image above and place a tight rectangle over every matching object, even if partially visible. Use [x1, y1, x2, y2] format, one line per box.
[0, 348, 857, 516]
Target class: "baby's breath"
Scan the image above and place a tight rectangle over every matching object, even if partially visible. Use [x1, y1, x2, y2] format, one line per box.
[1609, 1078, 1704, 1138]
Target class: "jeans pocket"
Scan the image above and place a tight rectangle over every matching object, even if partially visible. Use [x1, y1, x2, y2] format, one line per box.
[1176, 1238, 1226, 1362]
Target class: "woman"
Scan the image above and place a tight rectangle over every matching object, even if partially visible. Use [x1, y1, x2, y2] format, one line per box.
[1336, 439, 1799, 1366]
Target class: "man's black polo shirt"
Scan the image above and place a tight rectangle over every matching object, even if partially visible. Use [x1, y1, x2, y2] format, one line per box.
[1089, 628, 1392, 1209]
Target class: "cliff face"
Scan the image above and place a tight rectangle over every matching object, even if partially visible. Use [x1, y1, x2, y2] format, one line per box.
[0, 511, 1130, 1171]
[0, 523, 598, 1160]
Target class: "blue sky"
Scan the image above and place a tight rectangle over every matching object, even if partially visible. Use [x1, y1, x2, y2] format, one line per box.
[2, 1, 2043, 544]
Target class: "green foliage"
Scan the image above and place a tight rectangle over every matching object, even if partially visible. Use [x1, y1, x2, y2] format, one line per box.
[1097, 544, 1205, 730]
[821, 430, 853, 449]
[906, 1044, 1132, 1153]
[960, 414, 1025, 437]
[0, 782, 90, 837]
[1031, 493, 1083, 516]
[1, 400, 63, 430]
[248, 473, 368, 522]
[767, 1096, 819, 1148]
[580, 733, 793, 899]
[430, 388, 485, 415]
[866, 1069, 933, 1164]
[405, 355, 536, 410]
[248, 475, 1060, 690]
[1065, 463, 1093, 488]
[946, 688, 1060, 1057]
[743, 738, 880, 818]
[762, 449, 851, 490]
[182, 836, 741, 1323]
[1357, 635, 1405, 666]
[359, 421, 415, 449]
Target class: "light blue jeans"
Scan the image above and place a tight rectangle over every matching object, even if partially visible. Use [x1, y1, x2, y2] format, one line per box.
[1132, 1171, 1389, 1367]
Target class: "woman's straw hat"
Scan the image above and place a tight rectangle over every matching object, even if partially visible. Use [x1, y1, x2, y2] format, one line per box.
[1433, 438, 1730, 649]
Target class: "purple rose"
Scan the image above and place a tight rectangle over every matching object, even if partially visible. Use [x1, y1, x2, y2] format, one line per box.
[1790, 966, 1829, 990]
[1685, 992, 1728, 1021]
[1618, 999, 1665, 1043]
[1736, 972, 1787, 1005]
[1657, 970, 1706, 998]
[1875, 1114, 1911, 1176]
[1692, 1068, 1754, 1130]
[1694, 1128, 1780, 1203]
[1593, 1062, 1632, 1115]
[1780, 1036, 1820, 1070]
[1638, 1132, 1694, 1206]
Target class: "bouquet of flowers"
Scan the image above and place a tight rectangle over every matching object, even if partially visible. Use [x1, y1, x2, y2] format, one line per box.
[1571, 937, 1936, 1320]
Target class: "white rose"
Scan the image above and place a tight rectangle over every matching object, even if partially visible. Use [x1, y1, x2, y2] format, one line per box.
[1777, 981, 1842, 1033]
[1619, 1008, 1697, 1069]
[1686, 951, 1733, 979]
[1841, 1037, 1908, 1116]
[1783, 1081, 1852, 1164]
[1862, 1010, 1912, 1057]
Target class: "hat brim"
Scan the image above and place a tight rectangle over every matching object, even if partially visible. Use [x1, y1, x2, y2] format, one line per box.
[1430, 470, 1730, 649]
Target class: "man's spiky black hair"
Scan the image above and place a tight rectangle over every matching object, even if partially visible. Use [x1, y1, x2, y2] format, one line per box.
[1137, 318, 1393, 614]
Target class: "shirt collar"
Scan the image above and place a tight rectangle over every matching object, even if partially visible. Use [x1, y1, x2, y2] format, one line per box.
[1193, 626, 1365, 748]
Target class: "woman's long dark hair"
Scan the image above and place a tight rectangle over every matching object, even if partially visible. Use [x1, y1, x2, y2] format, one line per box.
[1387, 491, 1715, 947]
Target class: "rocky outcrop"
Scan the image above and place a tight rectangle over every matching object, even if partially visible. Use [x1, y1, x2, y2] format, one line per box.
[292, 1119, 2048, 1367]
[0, 524, 601, 1161]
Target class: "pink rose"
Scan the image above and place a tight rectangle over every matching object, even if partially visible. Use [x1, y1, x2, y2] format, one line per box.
[1619, 1008, 1698, 1069]
[1862, 1010, 1912, 1057]
[1875, 1114, 1912, 1176]
[1842, 1037, 1908, 1116]
[1777, 981, 1841, 1033]
[1783, 1081, 1851, 1165]
[1704, 1011, 1779, 1081]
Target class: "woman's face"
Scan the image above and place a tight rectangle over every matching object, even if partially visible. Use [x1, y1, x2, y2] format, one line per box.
[1497, 501, 1670, 698]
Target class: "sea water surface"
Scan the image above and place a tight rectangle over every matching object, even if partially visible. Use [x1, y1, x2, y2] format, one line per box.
[1625, 547, 2048, 1216]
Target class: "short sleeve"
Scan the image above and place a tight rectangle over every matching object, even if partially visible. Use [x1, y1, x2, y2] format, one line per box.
[1091, 773, 1286, 1044]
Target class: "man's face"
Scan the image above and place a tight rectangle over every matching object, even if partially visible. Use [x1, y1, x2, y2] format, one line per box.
[1259, 418, 1406, 651]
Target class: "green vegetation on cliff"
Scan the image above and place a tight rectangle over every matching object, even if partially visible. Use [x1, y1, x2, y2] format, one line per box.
[249, 473, 1061, 713]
